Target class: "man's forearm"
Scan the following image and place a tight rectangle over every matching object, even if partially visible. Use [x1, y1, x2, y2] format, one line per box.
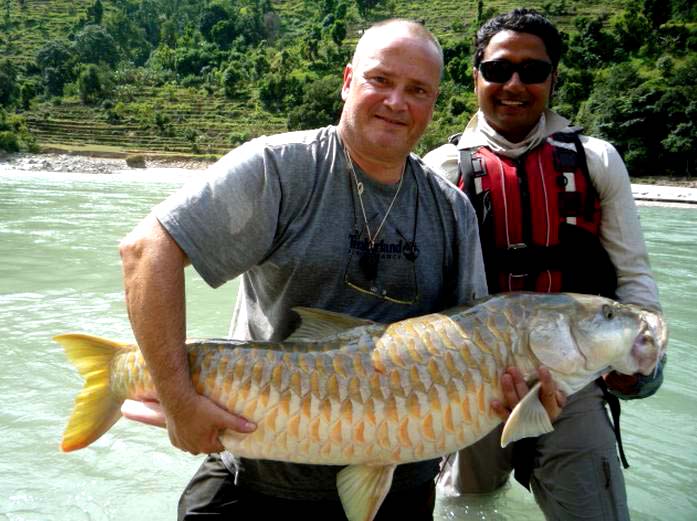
[120, 214, 196, 414]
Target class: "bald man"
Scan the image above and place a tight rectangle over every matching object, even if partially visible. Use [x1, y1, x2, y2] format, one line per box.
[119, 19, 487, 519]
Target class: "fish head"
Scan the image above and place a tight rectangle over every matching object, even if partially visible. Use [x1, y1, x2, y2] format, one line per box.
[528, 294, 668, 386]
[608, 304, 668, 376]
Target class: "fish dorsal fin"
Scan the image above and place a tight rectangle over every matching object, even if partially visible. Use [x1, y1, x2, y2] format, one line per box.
[287, 307, 376, 341]
[500, 382, 554, 447]
[336, 464, 396, 521]
[528, 312, 584, 375]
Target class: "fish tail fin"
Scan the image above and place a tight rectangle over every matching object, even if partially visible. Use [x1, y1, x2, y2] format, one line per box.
[54, 333, 133, 452]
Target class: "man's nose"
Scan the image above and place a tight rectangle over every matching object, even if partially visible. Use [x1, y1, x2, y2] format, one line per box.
[384, 87, 407, 110]
[503, 72, 525, 89]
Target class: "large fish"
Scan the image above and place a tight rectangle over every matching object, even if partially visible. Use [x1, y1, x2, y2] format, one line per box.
[55, 292, 667, 521]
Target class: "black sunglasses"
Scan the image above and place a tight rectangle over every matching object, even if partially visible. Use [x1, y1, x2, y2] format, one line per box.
[479, 59, 553, 84]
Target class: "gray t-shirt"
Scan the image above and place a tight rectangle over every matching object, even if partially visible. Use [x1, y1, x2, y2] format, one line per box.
[155, 125, 487, 500]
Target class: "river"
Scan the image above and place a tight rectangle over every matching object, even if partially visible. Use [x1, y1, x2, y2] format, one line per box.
[1, 165, 695, 520]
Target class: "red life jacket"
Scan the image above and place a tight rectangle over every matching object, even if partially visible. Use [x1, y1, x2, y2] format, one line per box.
[455, 130, 616, 296]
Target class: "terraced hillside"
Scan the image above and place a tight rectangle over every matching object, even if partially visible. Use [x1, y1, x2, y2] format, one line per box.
[24, 88, 287, 157]
[0, 0, 654, 158]
[381, 0, 628, 43]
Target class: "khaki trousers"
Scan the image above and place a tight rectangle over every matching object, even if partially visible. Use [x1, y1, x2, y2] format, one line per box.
[439, 382, 630, 521]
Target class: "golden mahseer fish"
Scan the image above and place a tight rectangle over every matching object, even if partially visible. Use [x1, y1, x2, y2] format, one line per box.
[55, 292, 667, 521]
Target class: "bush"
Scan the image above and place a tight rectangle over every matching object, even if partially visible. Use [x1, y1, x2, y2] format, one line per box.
[78, 64, 111, 104]
[228, 130, 251, 146]
[222, 65, 245, 98]
[0, 110, 36, 152]
[0, 130, 19, 152]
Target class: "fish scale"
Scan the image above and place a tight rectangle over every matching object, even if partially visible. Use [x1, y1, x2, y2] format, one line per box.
[205, 315, 500, 466]
[55, 292, 667, 521]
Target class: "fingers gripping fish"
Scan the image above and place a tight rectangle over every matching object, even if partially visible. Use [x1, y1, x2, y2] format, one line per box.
[55, 292, 668, 521]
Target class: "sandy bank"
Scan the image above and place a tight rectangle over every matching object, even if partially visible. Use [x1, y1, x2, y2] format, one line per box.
[632, 184, 697, 207]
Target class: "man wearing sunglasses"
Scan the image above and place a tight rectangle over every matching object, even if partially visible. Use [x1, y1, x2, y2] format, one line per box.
[425, 8, 663, 521]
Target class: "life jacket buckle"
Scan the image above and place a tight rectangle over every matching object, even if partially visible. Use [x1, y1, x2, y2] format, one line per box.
[505, 243, 529, 276]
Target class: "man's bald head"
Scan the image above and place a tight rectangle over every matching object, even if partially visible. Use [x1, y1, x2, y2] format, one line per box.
[351, 19, 444, 78]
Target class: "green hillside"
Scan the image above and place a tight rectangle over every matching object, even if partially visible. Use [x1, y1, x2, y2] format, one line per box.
[1, 0, 696, 176]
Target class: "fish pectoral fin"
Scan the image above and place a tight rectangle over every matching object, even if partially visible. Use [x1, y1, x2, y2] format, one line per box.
[336, 463, 396, 521]
[500, 382, 554, 448]
[287, 307, 378, 341]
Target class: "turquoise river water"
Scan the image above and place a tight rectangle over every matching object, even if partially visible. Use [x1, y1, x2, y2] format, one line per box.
[1, 166, 695, 520]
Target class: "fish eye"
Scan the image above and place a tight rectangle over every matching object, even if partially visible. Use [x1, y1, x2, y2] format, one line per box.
[602, 305, 615, 320]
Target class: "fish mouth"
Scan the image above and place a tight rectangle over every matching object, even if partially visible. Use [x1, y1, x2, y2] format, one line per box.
[632, 310, 669, 376]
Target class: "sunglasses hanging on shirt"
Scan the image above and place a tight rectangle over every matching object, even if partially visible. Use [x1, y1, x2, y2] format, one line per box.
[479, 59, 553, 84]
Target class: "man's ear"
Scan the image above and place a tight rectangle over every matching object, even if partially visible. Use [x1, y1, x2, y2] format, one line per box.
[550, 69, 558, 98]
[472, 66, 478, 94]
[341, 63, 353, 101]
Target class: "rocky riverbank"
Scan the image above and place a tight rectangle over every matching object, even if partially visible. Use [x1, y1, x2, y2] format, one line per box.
[0, 152, 212, 175]
[2, 152, 696, 205]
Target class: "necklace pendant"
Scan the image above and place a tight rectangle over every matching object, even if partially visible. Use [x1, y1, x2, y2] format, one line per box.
[359, 244, 380, 281]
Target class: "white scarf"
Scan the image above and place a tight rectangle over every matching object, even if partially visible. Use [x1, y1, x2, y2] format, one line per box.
[459, 109, 573, 159]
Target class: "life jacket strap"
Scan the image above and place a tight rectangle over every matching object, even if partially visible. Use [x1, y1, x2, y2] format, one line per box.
[597, 377, 630, 469]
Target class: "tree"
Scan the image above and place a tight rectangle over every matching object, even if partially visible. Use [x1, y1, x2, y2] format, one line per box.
[0, 59, 18, 106]
[565, 15, 618, 69]
[356, 0, 380, 17]
[174, 43, 222, 77]
[237, 1, 266, 46]
[210, 19, 238, 49]
[552, 64, 594, 119]
[105, 9, 150, 65]
[74, 25, 120, 66]
[611, 2, 651, 56]
[86, 0, 103, 25]
[222, 64, 245, 98]
[36, 40, 79, 96]
[329, 19, 346, 46]
[259, 72, 303, 112]
[578, 59, 697, 178]
[137, 0, 161, 47]
[200, 2, 231, 41]
[643, 0, 672, 30]
[287, 75, 342, 129]
[19, 81, 38, 110]
[78, 64, 110, 104]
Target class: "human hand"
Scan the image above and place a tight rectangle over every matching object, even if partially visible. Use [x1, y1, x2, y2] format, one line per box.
[491, 366, 566, 422]
[603, 371, 640, 395]
[122, 394, 256, 454]
[122, 399, 167, 427]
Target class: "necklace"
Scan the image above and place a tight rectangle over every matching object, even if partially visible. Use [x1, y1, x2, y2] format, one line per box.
[344, 148, 405, 281]
[344, 149, 405, 248]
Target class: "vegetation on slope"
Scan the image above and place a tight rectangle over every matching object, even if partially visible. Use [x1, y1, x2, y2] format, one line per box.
[0, 0, 695, 177]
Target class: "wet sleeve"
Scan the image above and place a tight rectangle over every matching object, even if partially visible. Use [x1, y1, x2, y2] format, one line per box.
[154, 140, 281, 288]
[423, 144, 461, 185]
[583, 137, 661, 311]
[451, 189, 489, 306]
